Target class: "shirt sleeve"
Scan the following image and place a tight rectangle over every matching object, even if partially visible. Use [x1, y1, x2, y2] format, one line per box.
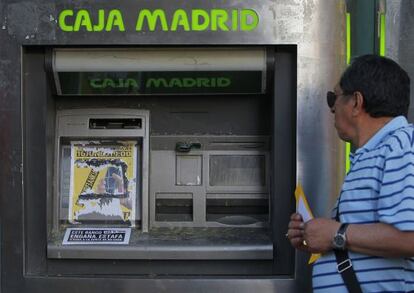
[377, 147, 414, 231]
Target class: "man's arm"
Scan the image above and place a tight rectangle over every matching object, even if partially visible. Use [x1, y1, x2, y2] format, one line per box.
[346, 222, 414, 257]
[302, 217, 414, 257]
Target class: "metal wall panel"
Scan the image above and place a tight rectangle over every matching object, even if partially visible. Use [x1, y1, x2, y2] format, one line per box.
[0, 0, 347, 292]
[386, 0, 414, 122]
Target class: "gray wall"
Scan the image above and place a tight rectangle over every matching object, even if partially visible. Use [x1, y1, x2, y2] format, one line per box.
[386, 0, 414, 122]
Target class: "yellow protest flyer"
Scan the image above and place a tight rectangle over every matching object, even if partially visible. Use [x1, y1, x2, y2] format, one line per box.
[295, 184, 321, 264]
[68, 140, 137, 226]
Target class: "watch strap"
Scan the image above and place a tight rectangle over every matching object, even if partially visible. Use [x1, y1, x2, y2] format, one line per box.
[334, 249, 363, 293]
[333, 221, 362, 293]
[334, 205, 362, 292]
[337, 223, 349, 235]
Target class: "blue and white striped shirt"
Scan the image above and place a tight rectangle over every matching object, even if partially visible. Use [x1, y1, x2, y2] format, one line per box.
[313, 116, 414, 293]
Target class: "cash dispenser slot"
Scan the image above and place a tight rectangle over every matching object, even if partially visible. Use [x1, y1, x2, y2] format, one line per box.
[89, 118, 142, 129]
[206, 197, 269, 225]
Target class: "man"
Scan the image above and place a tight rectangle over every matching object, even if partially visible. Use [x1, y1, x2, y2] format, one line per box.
[287, 54, 414, 292]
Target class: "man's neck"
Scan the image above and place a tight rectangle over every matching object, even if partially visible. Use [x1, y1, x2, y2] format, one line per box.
[354, 116, 394, 148]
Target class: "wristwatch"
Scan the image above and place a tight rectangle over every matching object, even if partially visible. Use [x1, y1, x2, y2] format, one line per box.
[333, 223, 349, 250]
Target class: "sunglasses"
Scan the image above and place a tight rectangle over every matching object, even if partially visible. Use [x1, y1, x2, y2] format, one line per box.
[326, 91, 337, 108]
[326, 91, 352, 108]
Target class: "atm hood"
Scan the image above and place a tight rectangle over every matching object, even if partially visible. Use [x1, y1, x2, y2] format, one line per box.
[51, 47, 267, 96]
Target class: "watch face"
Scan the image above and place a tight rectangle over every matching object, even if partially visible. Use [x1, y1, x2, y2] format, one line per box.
[334, 234, 346, 249]
[333, 223, 349, 249]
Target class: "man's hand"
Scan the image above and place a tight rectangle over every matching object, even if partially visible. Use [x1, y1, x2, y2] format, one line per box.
[303, 218, 340, 253]
[287, 213, 309, 252]
[287, 214, 341, 254]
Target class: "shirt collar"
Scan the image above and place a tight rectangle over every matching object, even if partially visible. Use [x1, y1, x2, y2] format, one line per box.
[355, 115, 409, 154]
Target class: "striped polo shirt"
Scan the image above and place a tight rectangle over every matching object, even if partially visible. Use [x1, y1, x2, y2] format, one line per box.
[313, 116, 414, 293]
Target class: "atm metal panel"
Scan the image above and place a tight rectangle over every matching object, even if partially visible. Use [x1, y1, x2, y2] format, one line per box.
[0, 0, 348, 292]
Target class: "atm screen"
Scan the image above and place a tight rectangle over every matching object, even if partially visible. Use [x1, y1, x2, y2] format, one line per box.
[59, 140, 139, 227]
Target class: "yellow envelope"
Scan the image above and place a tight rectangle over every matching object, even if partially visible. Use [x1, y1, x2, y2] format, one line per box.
[295, 184, 321, 264]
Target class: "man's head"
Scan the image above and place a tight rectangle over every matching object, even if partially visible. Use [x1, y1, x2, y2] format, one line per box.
[339, 54, 410, 118]
[327, 55, 410, 146]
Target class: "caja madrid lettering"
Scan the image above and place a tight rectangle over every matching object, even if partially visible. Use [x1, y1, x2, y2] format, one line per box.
[58, 8, 259, 32]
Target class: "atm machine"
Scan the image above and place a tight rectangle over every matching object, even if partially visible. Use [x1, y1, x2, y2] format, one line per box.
[0, 1, 350, 292]
[39, 47, 295, 274]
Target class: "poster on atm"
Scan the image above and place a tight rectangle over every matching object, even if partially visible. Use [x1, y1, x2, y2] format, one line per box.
[68, 140, 137, 227]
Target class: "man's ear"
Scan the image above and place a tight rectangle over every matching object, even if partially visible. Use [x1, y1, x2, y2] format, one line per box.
[352, 91, 364, 116]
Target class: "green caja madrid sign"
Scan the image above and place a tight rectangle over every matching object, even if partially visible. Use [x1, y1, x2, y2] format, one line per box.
[89, 77, 232, 89]
[58, 8, 259, 32]
[57, 71, 264, 95]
